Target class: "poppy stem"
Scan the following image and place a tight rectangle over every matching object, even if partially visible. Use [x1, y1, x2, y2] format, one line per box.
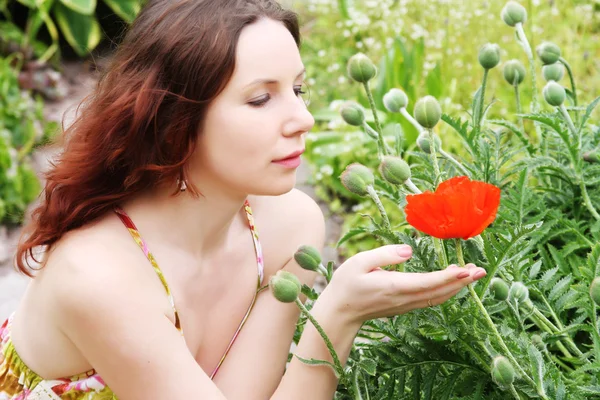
[454, 239, 549, 399]
[366, 185, 391, 231]
[427, 128, 442, 187]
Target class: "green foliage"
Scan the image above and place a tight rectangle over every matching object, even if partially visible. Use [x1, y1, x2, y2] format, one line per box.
[1, 0, 144, 61]
[296, 1, 600, 398]
[0, 54, 56, 224]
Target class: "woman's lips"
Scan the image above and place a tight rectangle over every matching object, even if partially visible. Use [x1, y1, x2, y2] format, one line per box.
[272, 155, 302, 168]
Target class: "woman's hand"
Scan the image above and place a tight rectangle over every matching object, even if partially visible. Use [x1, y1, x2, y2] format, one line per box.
[318, 244, 486, 326]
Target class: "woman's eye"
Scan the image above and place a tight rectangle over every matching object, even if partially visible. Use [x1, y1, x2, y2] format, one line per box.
[248, 95, 270, 107]
[294, 85, 307, 97]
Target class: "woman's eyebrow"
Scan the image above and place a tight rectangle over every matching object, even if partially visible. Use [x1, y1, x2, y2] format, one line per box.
[243, 68, 306, 89]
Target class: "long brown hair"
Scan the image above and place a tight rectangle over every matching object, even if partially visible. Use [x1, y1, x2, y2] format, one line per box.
[16, 0, 300, 275]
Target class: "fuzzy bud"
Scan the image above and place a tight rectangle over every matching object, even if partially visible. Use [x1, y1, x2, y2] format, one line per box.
[491, 356, 516, 387]
[531, 334, 544, 349]
[501, 1, 527, 27]
[340, 163, 374, 196]
[543, 81, 566, 107]
[490, 278, 510, 301]
[383, 88, 409, 112]
[503, 60, 526, 85]
[414, 96, 442, 129]
[509, 281, 529, 303]
[294, 245, 322, 272]
[536, 42, 561, 65]
[583, 150, 600, 163]
[416, 132, 442, 154]
[340, 102, 366, 126]
[347, 53, 377, 83]
[590, 277, 600, 307]
[379, 156, 411, 185]
[542, 63, 564, 82]
[269, 270, 301, 303]
[478, 43, 501, 70]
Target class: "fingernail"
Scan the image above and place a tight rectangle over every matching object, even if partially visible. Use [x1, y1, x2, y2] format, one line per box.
[474, 270, 487, 279]
[396, 245, 412, 257]
[457, 271, 470, 279]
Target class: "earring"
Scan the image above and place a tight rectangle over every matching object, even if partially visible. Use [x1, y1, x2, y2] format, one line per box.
[177, 177, 187, 192]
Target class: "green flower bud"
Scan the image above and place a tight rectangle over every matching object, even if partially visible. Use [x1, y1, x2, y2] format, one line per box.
[416, 131, 442, 154]
[590, 277, 600, 306]
[294, 245, 322, 272]
[543, 81, 566, 107]
[383, 88, 409, 112]
[501, 1, 527, 27]
[347, 53, 377, 83]
[340, 102, 366, 126]
[583, 150, 600, 163]
[509, 281, 529, 303]
[536, 42, 561, 65]
[340, 163, 374, 196]
[531, 334, 544, 349]
[490, 278, 510, 301]
[503, 59, 526, 85]
[414, 96, 442, 129]
[542, 63, 564, 82]
[379, 156, 411, 185]
[478, 43, 501, 70]
[491, 356, 516, 387]
[269, 270, 301, 303]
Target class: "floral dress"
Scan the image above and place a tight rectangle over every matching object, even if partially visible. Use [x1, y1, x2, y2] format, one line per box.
[0, 200, 264, 399]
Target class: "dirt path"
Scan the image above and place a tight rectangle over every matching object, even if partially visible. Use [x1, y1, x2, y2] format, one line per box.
[0, 59, 341, 321]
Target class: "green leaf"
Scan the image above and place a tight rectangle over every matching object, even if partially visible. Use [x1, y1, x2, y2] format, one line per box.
[300, 284, 319, 301]
[102, 0, 142, 23]
[488, 119, 534, 155]
[527, 344, 545, 394]
[359, 358, 377, 376]
[59, 0, 96, 15]
[337, 227, 368, 247]
[294, 355, 340, 377]
[579, 96, 600, 132]
[53, 2, 102, 56]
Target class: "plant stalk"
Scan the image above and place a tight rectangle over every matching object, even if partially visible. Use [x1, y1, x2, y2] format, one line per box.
[580, 181, 600, 221]
[514, 83, 524, 132]
[515, 22, 543, 146]
[455, 239, 549, 399]
[294, 298, 345, 378]
[427, 128, 442, 187]
[366, 185, 391, 230]
[439, 149, 471, 176]
[559, 57, 578, 110]
[508, 383, 522, 400]
[400, 107, 423, 133]
[475, 69, 489, 133]
[363, 81, 389, 157]
[404, 178, 422, 194]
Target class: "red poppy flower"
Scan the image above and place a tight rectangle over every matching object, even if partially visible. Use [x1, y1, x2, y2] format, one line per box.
[404, 176, 501, 239]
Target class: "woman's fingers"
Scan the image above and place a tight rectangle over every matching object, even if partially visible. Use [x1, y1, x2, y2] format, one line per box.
[346, 244, 413, 272]
[370, 263, 486, 294]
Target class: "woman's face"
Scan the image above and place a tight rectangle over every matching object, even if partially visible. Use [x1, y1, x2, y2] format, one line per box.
[191, 17, 314, 197]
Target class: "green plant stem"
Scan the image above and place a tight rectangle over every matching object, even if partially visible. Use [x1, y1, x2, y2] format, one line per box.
[514, 84, 524, 132]
[294, 298, 345, 378]
[433, 238, 449, 269]
[366, 185, 391, 230]
[508, 383, 522, 400]
[558, 104, 579, 147]
[363, 81, 389, 157]
[527, 313, 573, 359]
[527, 299, 585, 358]
[454, 239, 548, 399]
[475, 69, 489, 132]
[400, 107, 423, 133]
[439, 149, 471, 176]
[591, 302, 600, 359]
[515, 22, 543, 146]
[580, 181, 600, 221]
[559, 57, 578, 110]
[428, 128, 442, 187]
[404, 178, 421, 194]
[364, 123, 393, 155]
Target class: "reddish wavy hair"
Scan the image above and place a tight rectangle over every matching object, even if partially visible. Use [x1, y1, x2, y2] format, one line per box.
[16, 0, 300, 275]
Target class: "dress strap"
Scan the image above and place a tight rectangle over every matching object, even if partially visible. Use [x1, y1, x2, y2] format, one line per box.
[209, 199, 265, 380]
[113, 206, 183, 336]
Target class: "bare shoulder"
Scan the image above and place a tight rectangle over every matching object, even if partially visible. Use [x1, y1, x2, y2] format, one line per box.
[250, 188, 325, 245]
[39, 214, 170, 320]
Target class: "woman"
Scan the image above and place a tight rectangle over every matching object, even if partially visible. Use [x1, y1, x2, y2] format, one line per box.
[0, 0, 487, 399]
